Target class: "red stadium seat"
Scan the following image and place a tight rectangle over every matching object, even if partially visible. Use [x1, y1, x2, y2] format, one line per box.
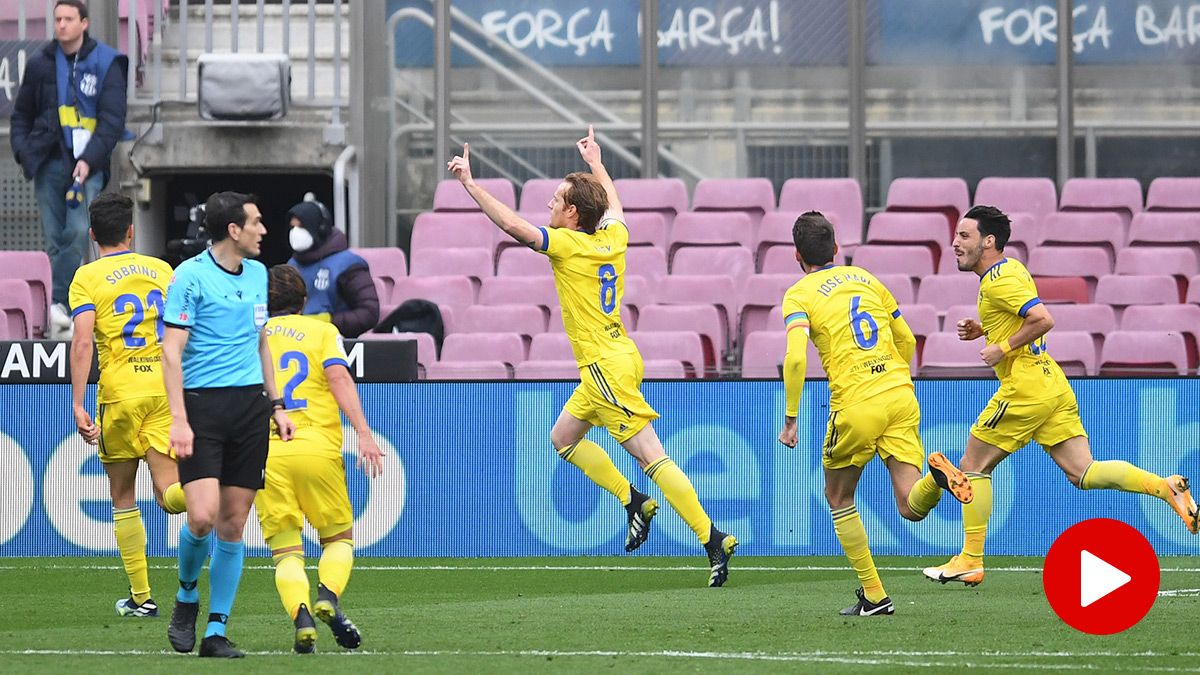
[1045, 331, 1099, 376]
[851, 245, 935, 280]
[916, 275, 979, 312]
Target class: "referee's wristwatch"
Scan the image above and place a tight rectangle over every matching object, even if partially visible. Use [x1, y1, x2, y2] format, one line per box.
[270, 397, 286, 411]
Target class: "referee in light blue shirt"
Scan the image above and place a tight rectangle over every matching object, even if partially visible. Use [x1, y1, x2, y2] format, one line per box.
[161, 191, 296, 659]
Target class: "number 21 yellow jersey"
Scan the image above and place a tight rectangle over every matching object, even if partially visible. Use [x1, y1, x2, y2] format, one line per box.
[264, 313, 351, 456]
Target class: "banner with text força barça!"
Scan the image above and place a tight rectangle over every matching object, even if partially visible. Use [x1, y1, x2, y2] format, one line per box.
[2, 378, 1198, 558]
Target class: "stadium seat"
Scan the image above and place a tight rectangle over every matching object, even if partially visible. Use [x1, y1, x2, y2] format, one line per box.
[1028, 247, 1111, 290]
[656, 276, 739, 347]
[622, 275, 657, 320]
[758, 245, 845, 274]
[478, 276, 558, 310]
[626, 247, 668, 281]
[370, 277, 389, 306]
[441, 333, 526, 366]
[628, 331, 706, 378]
[495, 245, 552, 276]
[918, 333, 994, 377]
[898, 304, 940, 339]
[624, 212, 669, 250]
[916, 275, 978, 312]
[1120, 304, 1200, 369]
[1146, 177, 1200, 212]
[391, 275, 475, 314]
[740, 330, 825, 379]
[1003, 212, 1040, 262]
[0, 279, 34, 339]
[528, 333, 575, 361]
[514, 360, 579, 380]
[942, 303, 979, 329]
[1094, 275, 1178, 310]
[613, 178, 689, 226]
[643, 359, 688, 379]
[1188, 276, 1200, 305]
[1038, 212, 1125, 266]
[410, 213, 497, 257]
[519, 178, 562, 212]
[851, 245, 935, 280]
[691, 178, 776, 226]
[875, 273, 916, 306]
[1099, 331, 1188, 375]
[459, 305, 547, 339]
[754, 212, 801, 266]
[866, 212, 949, 268]
[638, 304, 725, 370]
[548, 305, 636, 333]
[740, 275, 800, 339]
[1032, 277, 1090, 304]
[1059, 178, 1143, 226]
[1115, 248, 1198, 301]
[350, 247, 407, 304]
[1046, 331, 1099, 376]
[974, 177, 1058, 217]
[671, 246, 754, 287]
[1046, 304, 1117, 354]
[410, 247, 493, 281]
[884, 177, 970, 232]
[433, 178, 516, 212]
[426, 361, 512, 380]
[668, 212, 752, 255]
[778, 178, 865, 253]
[1127, 212, 1200, 254]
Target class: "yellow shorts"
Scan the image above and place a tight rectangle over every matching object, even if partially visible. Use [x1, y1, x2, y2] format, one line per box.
[96, 396, 174, 464]
[970, 389, 1088, 453]
[822, 386, 924, 470]
[565, 351, 660, 444]
[254, 448, 352, 541]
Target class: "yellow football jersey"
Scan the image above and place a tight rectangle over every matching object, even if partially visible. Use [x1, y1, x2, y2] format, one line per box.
[782, 264, 912, 410]
[977, 257, 1070, 400]
[536, 219, 637, 366]
[264, 313, 350, 456]
[68, 251, 173, 403]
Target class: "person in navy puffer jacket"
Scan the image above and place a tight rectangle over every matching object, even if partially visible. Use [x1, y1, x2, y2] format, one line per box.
[285, 199, 379, 338]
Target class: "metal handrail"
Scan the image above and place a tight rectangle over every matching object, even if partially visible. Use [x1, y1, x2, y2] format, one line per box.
[333, 145, 359, 246]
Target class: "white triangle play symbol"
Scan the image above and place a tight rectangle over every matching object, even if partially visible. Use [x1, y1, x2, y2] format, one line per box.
[1080, 550, 1131, 608]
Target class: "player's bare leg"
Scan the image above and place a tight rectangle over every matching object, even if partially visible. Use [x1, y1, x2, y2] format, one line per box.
[826, 465, 894, 615]
[1049, 435, 1198, 534]
[886, 455, 972, 523]
[106, 459, 158, 617]
[145, 447, 186, 514]
[924, 436, 1008, 586]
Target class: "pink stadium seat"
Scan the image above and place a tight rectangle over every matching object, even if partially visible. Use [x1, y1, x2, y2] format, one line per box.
[1028, 248, 1111, 287]
[759, 245, 846, 274]
[426, 361, 512, 380]
[942, 304, 980, 331]
[866, 212, 950, 263]
[638, 304, 725, 370]
[1059, 178, 1143, 226]
[778, 178, 865, 247]
[974, 177, 1058, 217]
[409, 247, 493, 280]
[671, 246, 754, 286]
[391, 276, 475, 313]
[1100, 331, 1188, 375]
[441, 333, 526, 366]
[628, 331, 706, 378]
[740, 330, 825, 379]
[1047, 304, 1117, 344]
[410, 213, 497, 256]
[514, 361, 580, 380]
[898, 304, 940, 338]
[548, 305, 636, 333]
[1038, 212, 1125, 265]
[1127, 213, 1200, 253]
[0, 279, 34, 339]
[875, 273, 915, 306]
[884, 178, 970, 232]
[627, 247, 668, 281]
[755, 212, 800, 265]
[656, 276, 739, 345]
[495, 246, 552, 276]
[1116, 248, 1197, 301]
[1188, 276, 1200, 304]
[1033, 277, 1090, 304]
[668, 212, 752, 254]
[613, 178, 689, 226]
[1120, 304, 1200, 369]
[691, 178, 776, 226]
[1147, 177, 1200, 212]
[519, 178, 562, 212]
[433, 178, 516, 212]
[459, 305, 547, 338]
[350, 247, 408, 304]
[622, 275, 656, 321]
[918, 333, 994, 377]
[916, 275, 979, 312]
[643, 359, 688, 379]
[1003, 213, 1040, 262]
[851, 245, 935, 280]
[437, 305, 457, 334]
[740, 275, 799, 339]
[624, 212, 669, 250]
[371, 277, 389, 306]
[478, 276, 558, 310]
[1047, 331, 1099, 376]
[1094, 275, 1178, 309]
[528, 333, 576, 361]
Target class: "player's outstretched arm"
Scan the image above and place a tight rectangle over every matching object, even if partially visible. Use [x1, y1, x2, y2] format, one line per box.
[576, 125, 624, 220]
[162, 327, 194, 459]
[890, 315, 917, 366]
[779, 322, 809, 448]
[326, 364, 384, 478]
[447, 143, 544, 249]
[69, 311, 99, 445]
[260, 332, 295, 441]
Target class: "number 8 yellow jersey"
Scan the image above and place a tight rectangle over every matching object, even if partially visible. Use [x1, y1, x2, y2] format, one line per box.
[264, 313, 350, 456]
[536, 218, 637, 366]
[782, 264, 912, 411]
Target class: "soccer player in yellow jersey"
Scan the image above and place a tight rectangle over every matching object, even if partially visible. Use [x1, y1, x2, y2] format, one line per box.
[924, 205, 1198, 586]
[777, 212, 974, 615]
[68, 192, 188, 618]
[257, 265, 384, 653]
[448, 126, 738, 586]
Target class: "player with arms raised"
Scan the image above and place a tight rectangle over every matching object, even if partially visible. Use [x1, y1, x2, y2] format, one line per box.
[924, 205, 1198, 587]
[447, 127, 738, 586]
[777, 212, 973, 615]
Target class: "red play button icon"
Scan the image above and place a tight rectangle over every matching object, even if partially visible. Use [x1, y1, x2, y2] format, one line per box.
[1043, 518, 1160, 635]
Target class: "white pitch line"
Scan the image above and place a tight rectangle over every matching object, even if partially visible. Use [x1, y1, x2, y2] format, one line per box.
[1159, 588, 1200, 597]
[3, 563, 1200, 573]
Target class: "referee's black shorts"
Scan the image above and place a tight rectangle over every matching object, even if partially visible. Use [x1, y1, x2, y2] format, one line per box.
[179, 385, 271, 489]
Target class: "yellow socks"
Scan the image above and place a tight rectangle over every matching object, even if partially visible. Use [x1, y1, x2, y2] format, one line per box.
[644, 457, 712, 543]
[906, 472, 942, 520]
[113, 506, 150, 603]
[558, 439, 632, 505]
[162, 482, 187, 514]
[1081, 460, 1168, 498]
[319, 540, 355, 597]
[961, 473, 992, 561]
[273, 552, 310, 620]
[831, 505, 886, 603]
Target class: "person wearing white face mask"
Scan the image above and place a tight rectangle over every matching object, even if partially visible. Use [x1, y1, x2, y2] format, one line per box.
[285, 198, 379, 338]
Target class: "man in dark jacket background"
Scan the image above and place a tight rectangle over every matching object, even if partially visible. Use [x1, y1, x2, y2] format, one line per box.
[9, 0, 130, 339]
[286, 198, 380, 338]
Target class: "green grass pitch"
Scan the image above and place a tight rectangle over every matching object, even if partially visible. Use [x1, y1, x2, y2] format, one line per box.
[2, 556, 1197, 673]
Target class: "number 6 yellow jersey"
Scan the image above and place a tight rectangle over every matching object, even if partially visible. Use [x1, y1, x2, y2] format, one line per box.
[782, 264, 912, 411]
[263, 313, 350, 456]
[536, 218, 637, 366]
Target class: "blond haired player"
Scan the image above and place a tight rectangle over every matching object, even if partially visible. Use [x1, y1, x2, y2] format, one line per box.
[778, 212, 973, 615]
[256, 264, 384, 653]
[925, 205, 1198, 586]
[69, 192, 187, 618]
[447, 127, 738, 586]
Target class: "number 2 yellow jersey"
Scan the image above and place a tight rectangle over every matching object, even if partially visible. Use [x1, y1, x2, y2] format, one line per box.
[264, 313, 350, 456]
[782, 265, 912, 411]
[976, 257, 1070, 400]
[536, 218, 637, 366]
[68, 251, 173, 404]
